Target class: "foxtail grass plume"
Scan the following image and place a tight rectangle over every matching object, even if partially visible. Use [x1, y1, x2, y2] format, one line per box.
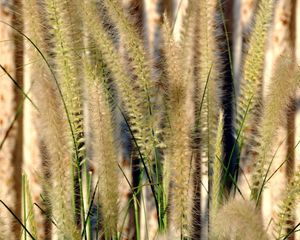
[211, 199, 269, 240]
[251, 56, 300, 202]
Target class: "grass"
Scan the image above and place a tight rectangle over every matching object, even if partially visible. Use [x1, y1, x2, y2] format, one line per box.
[0, 0, 300, 239]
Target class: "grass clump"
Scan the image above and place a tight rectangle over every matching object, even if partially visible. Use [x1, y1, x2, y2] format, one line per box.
[0, 0, 300, 239]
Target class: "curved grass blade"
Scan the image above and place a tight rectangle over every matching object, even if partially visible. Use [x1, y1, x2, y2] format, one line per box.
[266, 138, 300, 184]
[0, 200, 36, 240]
[33, 203, 57, 227]
[0, 94, 24, 150]
[0, 20, 80, 164]
[0, 64, 38, 110]
[283, 222, 300, 240]
[81, 180, 98, 238]
[254, 137, 287, 206]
